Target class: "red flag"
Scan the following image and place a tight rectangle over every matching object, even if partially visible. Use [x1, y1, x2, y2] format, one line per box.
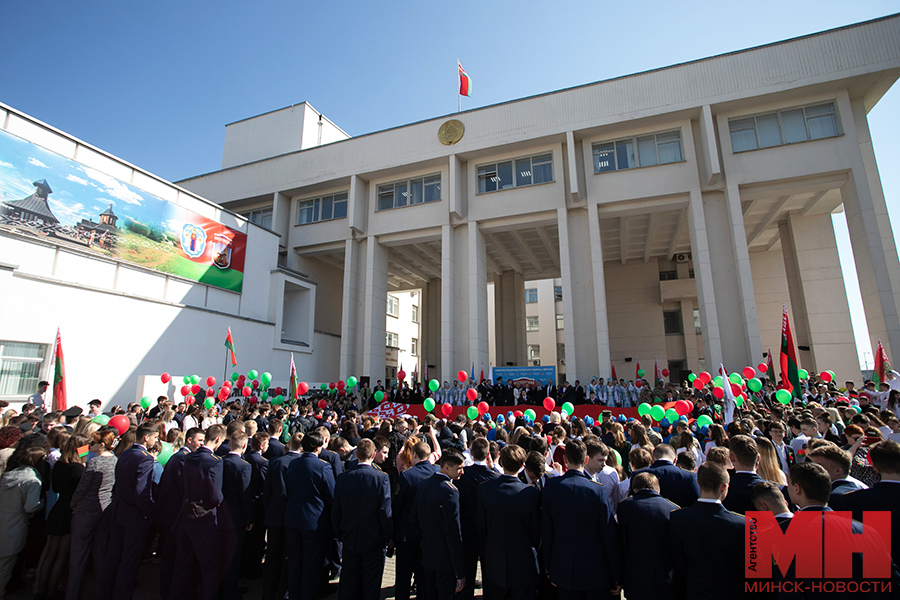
[635, 357, 640, 380]
[874, 340, 891, 385]
[780, 305, 801, 398]
[611, 361, 618, 381]
[480, 363, 484, 383]
[458, 61, 472, 97]
[289, 353, 297, 402]
[225, 327, 237, 367]
[53, 328, 67, 412]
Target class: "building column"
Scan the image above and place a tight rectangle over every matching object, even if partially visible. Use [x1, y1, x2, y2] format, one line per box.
[723, 182, 763, 367]
[339, 238, 362, 379]
[494, 270, 525, 368]
[779, 213, 861, 382]
[680, 299, 700, 374]
[441, 224, 455, 380]
[420, 278, 441, 383]
[468, 222, 489, 374]
[361, 236, 387, 384]
[587, 202, 611, 378]
[558, 206, 599, 382]
[688, 189, 724, 369]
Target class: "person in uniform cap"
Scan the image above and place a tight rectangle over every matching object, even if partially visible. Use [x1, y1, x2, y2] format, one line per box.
[220, 431, 253, 600]
[476, 444, 540, 600]
[99, 422, 159, 600]
[261, 433, 303, 600]
[412, 448, 466, 600]
[331, 438, 392, 600]
[456, 437, 499, 600]
[284, 430, 335, 600]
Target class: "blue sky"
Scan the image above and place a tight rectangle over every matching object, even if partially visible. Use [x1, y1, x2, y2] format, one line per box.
[1, 1, 898, 368]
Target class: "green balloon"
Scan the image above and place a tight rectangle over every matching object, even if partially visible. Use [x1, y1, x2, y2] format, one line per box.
[798, 369, 809, 380]
[728, 373, 742, 385]
[713, 376, 724, 387]
[638, 402, 652, 416]
[183, 375, 191, 385]
[230, 372, 240, 381]
[329, 388, 336, 395]
[650, 405, 665, 421]
[375, 390, 385, 402]
[157, 442, 174, 466]
[347, 376, 358, 389]
[776, 389, 792, 404]
[654, 397, 662, 403]
[140, 396, 151, 409]
[261, 391, 269, 400]
[665, 408, 679, 421]
[204, 397, 214, 409]
[524, 409, 536, 421]
[562, 402, 575, 415]
[423, 397, 434, 411]
[747, 378, 763, 392]
[273, 394, 284, 405]
[851, 405, 861, 414]
[320, 383, 328, 390]
[191, 375, 200, 385]
[735, 396, 744, 407]
[261, 372, 272, 384]
[248, 370, 259, 380]
[429, 379, 440, 392]
[687, 373, 697, 382]
[637, 369, 646, 378]
[697, 414, 713, 427]
[91, 414, 110, 426]
[467, 406, 479, 420]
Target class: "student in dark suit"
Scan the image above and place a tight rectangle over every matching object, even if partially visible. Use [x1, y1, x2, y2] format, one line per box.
[571, 380, 586, 405]
[169, 424, 227, 600]
[220, 431, 253, 600]
[100, 423, 159, 600]
[542, 439, 621, 599]
[412, 448, 466, 600]
[807, 443, 868, 505]
[157, 427, 204, 600]
[215, 420, 244, 457]
[315, 426, 344, 579]
[264, 419, 285, 460]
[284, 430, 335, 600]
[670, 462, 745, 600]
[261, 433, 303, 600]
[242, 431, 268, 579]
[723, 435, 770, 514]
[769, 421, 796, 478]
[518, 450, 549, 490]
[631, 444, 700, 508]
[456, 438, 499, 600]
[331, 439, 392, 600]
[393, 442, 440, 600]
[617, 472, 680, 600]
[749, 480, 800, 598]
[476, 445, 540, 600]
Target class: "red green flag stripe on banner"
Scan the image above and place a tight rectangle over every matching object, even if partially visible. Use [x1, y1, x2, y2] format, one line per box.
[874, 340, 891, 385]
[458, 61, 472, 97]
[780, 305, 802, 398]
[225, 327, 237, 367]
[53, 328, 67, 412]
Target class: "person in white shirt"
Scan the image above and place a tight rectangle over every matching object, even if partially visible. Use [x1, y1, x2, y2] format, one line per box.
[27, 381, 48, 413]
[789, 417, 819, 462]
[769, 422, 793, 478]
[584, 440, 622, 513]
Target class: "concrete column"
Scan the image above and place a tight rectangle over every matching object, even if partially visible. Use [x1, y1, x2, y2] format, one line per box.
[779, 213, 861, 382]
[680, 299, 700, 373]
[421, 278, 441, 383]
[339, 238, 362, 378]
[361, 236, 387, 383]
[558, 206, 599, 381]
[587, 202, 611, 376]
[494, 270, 525, 367]
[441, 224, 455, 380]
[468, 222, 489, 372]
[723, 182, 763, 366]
[688, 189, 724, 368]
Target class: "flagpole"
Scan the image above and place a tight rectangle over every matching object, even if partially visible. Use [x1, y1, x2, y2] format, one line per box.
[224, 347, 228, 387]
[458, 59, 461, 113]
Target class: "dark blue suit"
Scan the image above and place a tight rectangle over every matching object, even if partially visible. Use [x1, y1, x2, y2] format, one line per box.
[285, 452, 335, 600]
[476, 474, 540, 599]
[101, 444, 157, 600]
[724, 471, 789, 515]
[242, 448, 267, 577]
[393, 461, 439, 600]
[170, 446, 224, 600]
[412, 472, 465, 600]
[616, 489, 679, 600]
[319, 446, 345, 578]
[261, 451, 301, 600]
[542, 469, 621, 596]
[264, 436, 284, 460]
[632, 460, 700, 508]
[831, 481, 900, 570]
[670, 501, 745, 599]
[157, 445, 190, 599]
[456, 463, 499, 600]
[220, 453, 252, 600]
[332, 463, 392, 600]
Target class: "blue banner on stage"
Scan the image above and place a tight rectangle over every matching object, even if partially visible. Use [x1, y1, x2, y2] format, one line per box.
[492, 366, 557, 385]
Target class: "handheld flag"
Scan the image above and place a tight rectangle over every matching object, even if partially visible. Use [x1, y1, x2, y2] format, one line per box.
[635, 357, 640, 381]
[611, 361, 618, 381]
[874, 340, 892, 385]
[76, 445, 89, 458]
[721, 364, 736, 423]
[766, 349, 775, 383]
[225, 327, 237, 367]
[458, 61, 472, 97]
[53, 328, 67, 412]
[780, 305, 801, 398]
[480, 363, 484, 384]
[654, 357, 662, 386]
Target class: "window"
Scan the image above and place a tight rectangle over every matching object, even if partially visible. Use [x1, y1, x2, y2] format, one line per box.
[693, 309, 702, 335]
[386, 332, 399, 348]
[525, 288, 538, 303]
[689, 269, 695, 279]
[411, 338, 418, 356]
[377, 175, 441, 211]
[554, 286, 563, 302]
[297, 192, 348, 225]
[557, 343, 566, 363]
[659, 270, 678, 281]
[663, 310, 683, 335]
[728, 102, 839, 152]
[477, 153, 552, 194]
[593, 130, 683, 173]
[0, 342, 46, 396]
[387, 295, 400, 318]
[556, 314, 564, 330]
[526, 316, 540, 332]
[243, 208, 273, 229]
[411, 305, 418, 323]
[528, 345, 541, 360]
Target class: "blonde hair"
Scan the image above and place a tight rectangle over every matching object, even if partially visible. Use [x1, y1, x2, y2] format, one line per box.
[755, 437, 784, 485]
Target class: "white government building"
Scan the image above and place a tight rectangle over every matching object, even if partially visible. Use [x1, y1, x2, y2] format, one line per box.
[2, 15, 900, 408]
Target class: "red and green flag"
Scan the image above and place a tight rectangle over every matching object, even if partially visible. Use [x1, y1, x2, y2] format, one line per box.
[289, 353, 298, 403]
[874, 340, 891, 385]
[53, 328, 67, 412]
[780, 305, 801, 398]
[76, 445, 89, 458]
[458, 61, 472, 97]
[654, 357, 663, 386]
[225, 327, 237, 367]
[766, 348, 776, 383]
[611, 361, 618, 381]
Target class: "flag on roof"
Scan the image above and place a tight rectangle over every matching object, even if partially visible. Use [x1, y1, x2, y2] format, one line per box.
[458, 61, 472, 97]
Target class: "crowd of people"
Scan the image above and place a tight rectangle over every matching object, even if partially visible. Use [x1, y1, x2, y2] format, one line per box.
[0, 369, 898, 600]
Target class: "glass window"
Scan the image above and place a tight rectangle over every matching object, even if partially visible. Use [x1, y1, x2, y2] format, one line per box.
[781, 109, 807, 144]
[497, 161, 514, 190]
[376, 176, 441, 211]
[756, 114, 781, 148]
[244, 208, 273, 229]
[525, 288, 538, 303]
[593, 131, 682, 173]
[476, 153, 552, 194]
[532, 154, 553, 184]
[386, 332, 399, 347]
[387, 295, 400, 318]
[320, 197, 333, 221]
[693, 308, 702, 335]
[478, 165, 498, 193]
[663, 310, 683, 335]
[0, 342, 46, 396]
[557, 343, 565, 362]
[528, 345, 541, 361]
[395, 182, 408, 207]
[411, 338, 418, 356]
[659, 270, 678, 281]
[615, 140, 635, 170]
[729, 118, 758, 152]
[553, 286, 563, 302]
[526, 316, 539, 332]
[333, 195, 348, 219]
[637, 135, 658, 167]
[410, 179, 424, 205]
[593, 143, 616, 173]
[806, 103, 837, 140]
[297, 192, 348, 224]
[411, 305, 418, 323]
[516, 158, 533, 187]
[424, 176, 441, 203]
[656, 131, 683, 164]
[556, 314, 564, 330]
[729, 102, 839, 153]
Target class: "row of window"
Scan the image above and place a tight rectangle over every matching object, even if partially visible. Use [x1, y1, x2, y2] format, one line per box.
[662, 308, 703, 335]
[729, 102, 839, 153]
[593, 130, 683, 173]
[525, 286, 563, 304]
[378, 175, 441, 211]
[386, 295, 418, 322]
[477, 153, 553, 194]
[298, 192, 348, 225]
[385, 331, 418, 355]
[526, 314, 565, 331]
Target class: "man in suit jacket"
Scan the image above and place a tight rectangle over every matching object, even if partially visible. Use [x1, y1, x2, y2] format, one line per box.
[542, 439, 621, 597]
[807, 444, 868, 506]
[221, 432, 253, 600]
[571, 380, 586, 405]
[670, 462, 745, 599]
[518, 450, 549, 491]
[478, 445, 541, 600]
[215, 419, 244, 457]
[100, 423, 159, 600]
[769, 421, 796, 479]
[332, 439, 392, 600]
[456, 438, 499, 600]
[156, 427, 204, 600]
[242, 431, 268, 579]
[723, 435, 774, 515]
[412, 449, 467, 600]
[315, 426, 344, 579]
[169, 424, 227, 600]
[393, 442, 440, 600]
[631, 444, 700, 508]
[617, 472, 680, 600]
[264, 419, 285, 460]
[261, 433, 303, 600]
[284, 430, 336, 600]
[543, 379, 558, 402]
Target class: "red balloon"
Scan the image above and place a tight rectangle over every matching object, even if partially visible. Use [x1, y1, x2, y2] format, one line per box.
[318, 399, 328, 409]
[457, 370, 468, 383]
[674, 400, 690, 416]
[543, 397, 556, 411]
[713, 386, 725, 398]
[329, 382, 336, 390]
[699, 371, 712, 385]
[661, 368, 670, 377]
[222, 380, 232, 388]
[440, 403, 453, 416]
[514, 410, 523, 417]
[635, 380, 643, 388]
[466, 388, 478, 401]
[758, 362, 768, 373]
[477, 401, 489, 415]
[186, 395, 195, 406]
[206, 388, 215, 397]
[336, 380, 345, 390]
[397, 371, 406, 382]
[249, 397, 258, 405]
[693, 378, 705, 390]
[206, 376, 216, 388]
[249, 379, 258, 389]
[160, 372, 171, 384]
[730, 383, 742, 396]
[686, 401, 695, 414]
[819, 371, 833, 383]
[108, 415, 130, 436]
[191, 384, 201, 395]
[339, 390, 346, 397]
[742, 367, 756, 379]
[242, 386, 252, 397]
[298, 381, 309, 395]
[180, 385, 190, 396]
